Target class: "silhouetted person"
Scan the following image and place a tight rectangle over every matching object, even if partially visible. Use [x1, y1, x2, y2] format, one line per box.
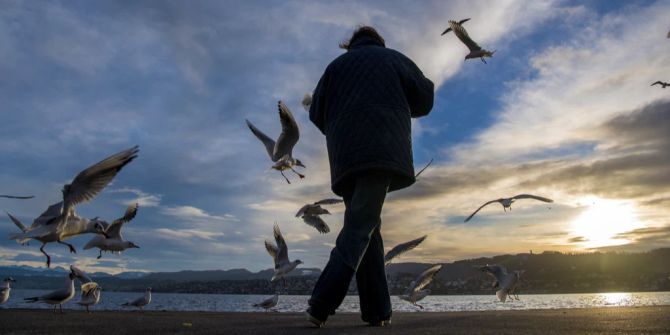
[307, 26, 434, 327]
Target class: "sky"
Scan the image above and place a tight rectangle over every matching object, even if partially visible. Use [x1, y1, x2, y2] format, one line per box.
[0, 0, 668, 274]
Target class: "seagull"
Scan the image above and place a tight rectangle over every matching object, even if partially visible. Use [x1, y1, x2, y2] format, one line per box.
[651, 81, 670, 88]
[384, 235, 427, 266]
[464, 194, 554, 222]
[24, 267, 76, 313]
[70, 265, 101, 313]
[265, 223, 303, 284]
[122, 287, 152, 310]
[246, 101, 305, 184]
[253, 293, 279, 311]
[441, 18, 495, 63]
[6, 146, 139, 267]
[295, 198, 343, 234]
[0, 195, 34, 199]
[301, 93, 312, 112]
[479, 265, 524, 302]
[399, 264, 442, 309]
[83, 203, 140, 259]
[1, 277, 16, 305]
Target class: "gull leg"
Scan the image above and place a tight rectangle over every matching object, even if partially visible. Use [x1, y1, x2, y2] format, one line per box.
[97, 250, 103, 259]
[58, 240, 77, 254]
[289, 167, 305, 179]
[40, 243, 51, 268]
[280, 171, 291, 184]
[53, 305, 57, 313]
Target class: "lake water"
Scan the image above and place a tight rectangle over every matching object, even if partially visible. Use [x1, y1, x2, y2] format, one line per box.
[4, 290, 670, 312]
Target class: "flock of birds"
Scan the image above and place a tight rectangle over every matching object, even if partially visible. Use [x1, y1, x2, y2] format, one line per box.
[1, 19, 668, 314]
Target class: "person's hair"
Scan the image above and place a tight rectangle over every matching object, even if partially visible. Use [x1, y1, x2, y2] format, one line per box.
[339, 25, 385, 50]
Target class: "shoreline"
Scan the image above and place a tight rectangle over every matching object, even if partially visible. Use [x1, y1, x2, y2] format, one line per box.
[1, 306, 669, 334]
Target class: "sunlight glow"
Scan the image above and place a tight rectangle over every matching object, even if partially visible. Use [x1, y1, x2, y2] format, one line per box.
[571, 197, 641, 249]
[600, 292, 633, 306]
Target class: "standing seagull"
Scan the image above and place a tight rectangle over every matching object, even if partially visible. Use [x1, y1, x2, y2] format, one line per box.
[6, 146, 139, 267]
[83, 203, 140, 259]
[295, 198, 343, 234]
[265, 223, 303, 284]
[464, 194, 553, 222]
[384, 235, 427, 266]
[24, 268, 76, 313]
[1, 277, 16, 305]
[122, 287, 152, 310]
[301, 93, 313, 112]
[399, 264, 442, 309]
[246, 101, 305, 184]
[70, 265, 102, 313]
[651, 81, 670, 88]
[1, 195, 34, 199]
[253, 293, 279, 311]
[441, 18, 495, 63]
[479, 265, 524, 302]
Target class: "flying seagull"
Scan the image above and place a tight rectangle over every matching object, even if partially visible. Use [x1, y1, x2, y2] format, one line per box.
[24, 268, 76, 313]
[399, 264, 442, 309]
[253, 293, 279, 311]
[265, 223, 303, 284]
[122, 287, 152, 310]
[71, 265, 101, 313]
[1, 277, 16, 305]
[0, 195, 34, 199]
[246, 101, 305, 184]
[464, 194, 553, 222]
[7, 146, 139, 267]
[295, 198, 343, 234]
[441, 18, 495, 63]
[479, 264, 524, 302]
[83, 203, 140, 259]
[384, 235, 427, 266]
[651, 81, 670, 88]
[301, 93, 312, 112]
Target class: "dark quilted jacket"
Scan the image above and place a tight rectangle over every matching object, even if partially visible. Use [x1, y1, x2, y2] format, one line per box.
[309, 36, 434, 196]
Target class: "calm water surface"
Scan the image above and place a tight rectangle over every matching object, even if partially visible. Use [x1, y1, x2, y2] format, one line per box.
[5, 290, 670, 312]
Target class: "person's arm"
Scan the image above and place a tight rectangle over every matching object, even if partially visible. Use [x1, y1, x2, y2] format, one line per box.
[309, 70, 329, 135]
[398, 54, 434, 118]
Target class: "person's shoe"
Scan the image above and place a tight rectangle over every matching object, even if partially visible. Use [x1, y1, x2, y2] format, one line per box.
[305, 308, 326, 328]
[368, 319, 391, 327]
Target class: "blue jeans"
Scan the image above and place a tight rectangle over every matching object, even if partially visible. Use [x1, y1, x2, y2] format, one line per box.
[308, 172, 392, 323]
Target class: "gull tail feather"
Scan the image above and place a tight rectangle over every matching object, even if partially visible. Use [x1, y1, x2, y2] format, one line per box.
[24, 297, 40, 303]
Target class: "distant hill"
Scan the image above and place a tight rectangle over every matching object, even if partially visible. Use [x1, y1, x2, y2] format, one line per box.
[4, 248, 669, 294]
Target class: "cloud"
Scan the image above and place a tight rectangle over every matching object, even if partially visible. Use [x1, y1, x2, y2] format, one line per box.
[108, 187, 162, 207]
[160, 206, 237, 222]
[155, 228, 225, 241]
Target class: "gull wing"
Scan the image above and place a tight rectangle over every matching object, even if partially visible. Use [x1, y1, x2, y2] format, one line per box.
[452, 23, 482, 52]
[441, 18, 471, 35]
[39, 287, 72, 302]
[254, 294, 278, 308]
[415, 158, 434, 178]
[246, 119, 276, 160]
[464, 199, 501, 222]
[6, 212, 27, 232]
[264, 240, 279, 267]
[70, 265, 93, 284]
[384, 235, 427, 265]
[0, 195, 34, 199]
[314, 198, 343, 206]
[106, 203, 139, 239]
[302, 215, 330, 234]
[295, 204, 312, 218]
[480, 264, 507, 282]
[273, 101, 300, 160]
[651, 81, 663, 86]
[33, 202, 64, 227]
[62, 146, 139, 214]
[511, 194, 554, 203]
[410, 264, 442, 293]
[273, 223, 289, 265]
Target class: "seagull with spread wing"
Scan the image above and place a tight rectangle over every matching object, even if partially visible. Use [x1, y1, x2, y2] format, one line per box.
[83, 203, 140, 259]
[253, 293, 279, 311]
[464, 194, 553, 222]
[7, 146, 139, 267]
[479, 264, 524, 302]
[441, 18, 495, 63]
[1, 277, 16, 305]
[651, 81, 669, 88]
[295, 198, 343, 234]
[265, 223, 303, 284]
[246, 101, 305, 184]
[70, 265, 101, 313]
[24, 267, 77, 313]
[384, 235, 427, 266]
[399, 264, 442, 309]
